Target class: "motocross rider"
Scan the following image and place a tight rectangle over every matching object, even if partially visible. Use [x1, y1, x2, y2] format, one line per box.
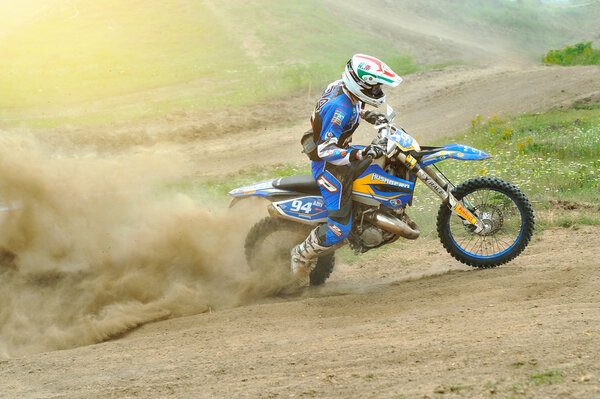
[291, 53, 403, 286]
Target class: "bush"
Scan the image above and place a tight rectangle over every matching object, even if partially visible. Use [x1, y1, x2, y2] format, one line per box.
[543, 42, 600, 66]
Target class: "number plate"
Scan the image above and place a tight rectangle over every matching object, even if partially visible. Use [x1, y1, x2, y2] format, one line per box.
[273, 196, 328, 222]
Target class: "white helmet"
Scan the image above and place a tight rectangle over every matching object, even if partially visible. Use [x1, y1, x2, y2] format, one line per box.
[342, 54, 403, 107]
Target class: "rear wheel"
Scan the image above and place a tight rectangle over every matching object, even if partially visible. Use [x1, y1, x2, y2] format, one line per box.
[437, 177, 534, 268]
[244, 217, 335, 286]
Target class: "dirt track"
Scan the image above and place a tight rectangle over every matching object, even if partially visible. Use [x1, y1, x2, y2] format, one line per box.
[2, 225, 599, 398]
[1, 64, 600, 398]
[192, 64, 600, 176]
[30, 64, 600, 177]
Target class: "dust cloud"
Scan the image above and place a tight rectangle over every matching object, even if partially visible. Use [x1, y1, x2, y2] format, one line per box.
[0, 131, 267, 358]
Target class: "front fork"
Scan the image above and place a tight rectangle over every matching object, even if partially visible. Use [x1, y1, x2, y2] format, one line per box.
[397, 153, 485, 233]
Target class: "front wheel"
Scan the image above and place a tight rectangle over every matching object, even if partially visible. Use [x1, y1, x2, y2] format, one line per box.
[437, 177, 534, 268]
[244, 217, 335, 286]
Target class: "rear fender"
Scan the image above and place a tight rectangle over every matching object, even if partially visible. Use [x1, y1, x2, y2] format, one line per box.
[228, 179, 292, 207]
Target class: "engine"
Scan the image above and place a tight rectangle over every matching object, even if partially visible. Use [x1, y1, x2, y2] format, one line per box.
[349, 207, 420, 253]
[358, 225, 389, 248]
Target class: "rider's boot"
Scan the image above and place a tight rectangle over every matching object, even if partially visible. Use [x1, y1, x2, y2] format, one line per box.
[290, 227, 331, 287]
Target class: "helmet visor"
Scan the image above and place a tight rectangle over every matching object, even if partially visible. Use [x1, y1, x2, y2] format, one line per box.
[361, 83, 384, 101]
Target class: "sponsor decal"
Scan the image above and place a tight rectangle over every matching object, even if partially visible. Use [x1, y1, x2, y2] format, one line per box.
[371, 173, 410, 189]
[329, 224, 343, 237]
[391, 130, 417, 150]
[350, 109, 358, 124]
[283, 198, 327, 217]
[424, 176, 447, 197]
[317, 175, 339, 193]
[332, 109, 345, 126]
[357, 69, 396, 84]
[405, 154, 417, 167]
[389, 199, 402, 206]
[358, 62, 371, 71]
[454, 204, 477, 224]
[359, 55, 396, 78]
[315, 98, 329, 113]
[289, 199, 317, 214]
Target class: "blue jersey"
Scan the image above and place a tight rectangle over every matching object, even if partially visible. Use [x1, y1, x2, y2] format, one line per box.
[310, 80, 361, 174]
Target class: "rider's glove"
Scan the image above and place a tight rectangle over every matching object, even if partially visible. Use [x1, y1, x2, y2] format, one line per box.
[361, 110, 388, 125]
[359, 144, 386, 160]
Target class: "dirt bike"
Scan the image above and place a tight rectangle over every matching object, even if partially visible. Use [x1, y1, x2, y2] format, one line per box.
[229, 106, 534, 286]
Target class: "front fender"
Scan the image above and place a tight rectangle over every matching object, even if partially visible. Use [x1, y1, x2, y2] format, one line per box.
[419, 144, 491, 167]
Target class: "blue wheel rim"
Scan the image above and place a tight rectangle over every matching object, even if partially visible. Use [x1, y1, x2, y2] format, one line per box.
[447, 188, 525, 260]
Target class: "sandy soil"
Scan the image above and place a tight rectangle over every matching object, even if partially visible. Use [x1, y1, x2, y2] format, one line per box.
[1, 225, 599, 398]
[1, 63, 599, 398]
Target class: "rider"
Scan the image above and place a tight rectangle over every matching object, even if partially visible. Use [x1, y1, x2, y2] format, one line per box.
[291, 53, 403, 286]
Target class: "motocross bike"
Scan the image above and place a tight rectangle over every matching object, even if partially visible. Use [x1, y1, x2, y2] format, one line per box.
[229, 106, 534, 286]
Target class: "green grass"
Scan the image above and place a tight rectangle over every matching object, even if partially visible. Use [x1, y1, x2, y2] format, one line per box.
[0, 0, 423, 128]
[448, 384, 470, 392]
[3, 0, 596, 128]
[461, 107, 600, 201]
[544, 42, 600, 66]
[529, 369, 564, 386]
[0, 0, 241, 108]
[544, 213, 600, 229]
[480, 367, 570, 396]
[187, 104, 600, 232]
[408, 105, 600, 229]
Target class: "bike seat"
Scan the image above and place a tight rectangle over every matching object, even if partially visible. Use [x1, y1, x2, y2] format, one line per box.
[273, 175, 321, 195]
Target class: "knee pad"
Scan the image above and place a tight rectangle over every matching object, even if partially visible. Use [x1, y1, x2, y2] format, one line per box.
[322, 219, 351, 246]
[316, 171, 343, 210]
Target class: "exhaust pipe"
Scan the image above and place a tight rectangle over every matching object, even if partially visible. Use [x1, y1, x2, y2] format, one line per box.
[365, 211, 420, 240]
